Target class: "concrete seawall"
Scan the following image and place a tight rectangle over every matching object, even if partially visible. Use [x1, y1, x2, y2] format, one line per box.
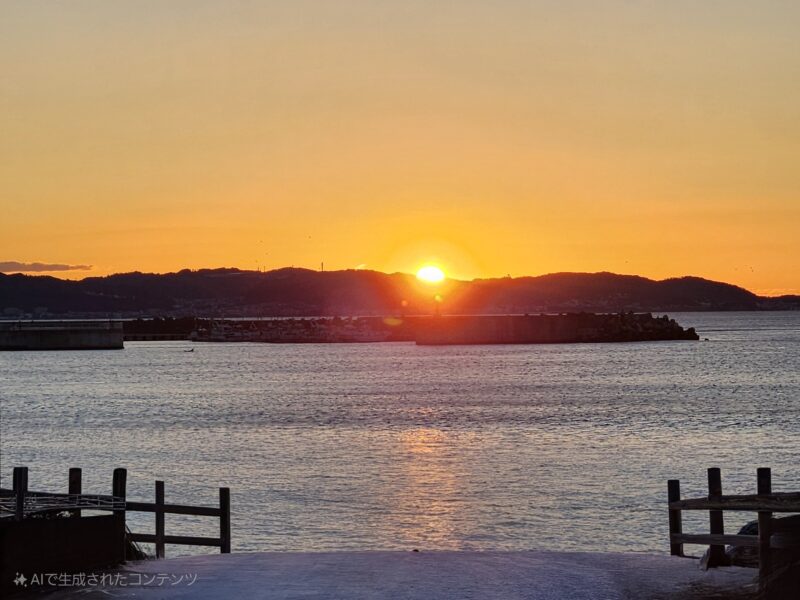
[415, 313, 698, 345]
[0, 321, 124, 350]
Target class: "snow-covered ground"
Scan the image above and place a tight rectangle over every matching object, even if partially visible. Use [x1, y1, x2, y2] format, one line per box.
[39, 551, 754, 599]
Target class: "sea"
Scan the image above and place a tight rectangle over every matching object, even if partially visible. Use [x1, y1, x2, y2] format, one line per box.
[1, 312, 798, 557]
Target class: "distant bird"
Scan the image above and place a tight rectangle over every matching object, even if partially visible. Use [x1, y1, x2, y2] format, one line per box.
[185, 348, 195, 352]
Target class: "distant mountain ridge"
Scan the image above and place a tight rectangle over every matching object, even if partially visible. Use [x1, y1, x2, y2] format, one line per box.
[0, 268, 797, 318]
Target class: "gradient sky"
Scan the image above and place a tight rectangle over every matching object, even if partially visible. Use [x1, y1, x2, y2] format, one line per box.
[2, 1, 799, 294]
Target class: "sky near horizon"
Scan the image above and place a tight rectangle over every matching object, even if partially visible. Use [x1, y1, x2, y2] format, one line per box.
[1, 2, 799, 295]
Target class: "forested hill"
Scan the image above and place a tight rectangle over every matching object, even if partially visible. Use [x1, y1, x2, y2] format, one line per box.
[1, 268, 797, 317]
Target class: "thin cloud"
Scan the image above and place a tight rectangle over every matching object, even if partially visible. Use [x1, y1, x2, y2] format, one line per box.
[0, 261, 92, 273]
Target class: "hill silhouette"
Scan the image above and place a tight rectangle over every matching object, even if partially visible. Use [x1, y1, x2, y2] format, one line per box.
[0, 268, 797, 317]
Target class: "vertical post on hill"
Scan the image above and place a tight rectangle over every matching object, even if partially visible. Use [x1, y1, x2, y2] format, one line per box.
[69, 467, 82, 518]
[757, 468, 772, 590]
[155, 480, 166, 558]
[707, 468, 726, 567]
[13, 466, 28, 521]
[113, 468, 128, 561]
[668, 479, 683, 556]
[220, 487, 231, 554]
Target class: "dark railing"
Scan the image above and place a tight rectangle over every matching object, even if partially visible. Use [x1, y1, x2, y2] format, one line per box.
[668, 467, 800, 591]
[2, 466, 230, 557]
[127, 480, 231, 557]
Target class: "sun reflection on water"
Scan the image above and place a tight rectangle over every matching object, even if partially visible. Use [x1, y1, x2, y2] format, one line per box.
[399, 427, 447, 453]
[379, 428, 464, 546]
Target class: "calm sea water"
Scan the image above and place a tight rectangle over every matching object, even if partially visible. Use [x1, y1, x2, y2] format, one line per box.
[1, 312, 799, 556]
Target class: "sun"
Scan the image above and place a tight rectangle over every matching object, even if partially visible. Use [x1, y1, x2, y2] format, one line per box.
[416, 265, 445, 284]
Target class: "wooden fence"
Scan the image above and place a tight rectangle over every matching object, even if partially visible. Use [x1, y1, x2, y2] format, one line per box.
[127, 479, 231, 557]
[668, 467, 800, 590]
[3, 467, 230, 558]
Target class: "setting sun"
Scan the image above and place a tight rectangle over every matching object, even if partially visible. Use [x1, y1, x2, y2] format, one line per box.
[416, 265, 445, 284]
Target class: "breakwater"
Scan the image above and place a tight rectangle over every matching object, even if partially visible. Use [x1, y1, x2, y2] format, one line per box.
[415, 313, 698, 345]
[0, 321, 124, 350]
[183, 313, 697, 344]
[190, 316, 410, 343]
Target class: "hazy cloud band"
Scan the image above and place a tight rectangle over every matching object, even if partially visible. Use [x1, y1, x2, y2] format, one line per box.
[0, 261, 92, 273]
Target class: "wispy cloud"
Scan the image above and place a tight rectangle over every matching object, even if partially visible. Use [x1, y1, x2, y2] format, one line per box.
[0, 261, 92, 273]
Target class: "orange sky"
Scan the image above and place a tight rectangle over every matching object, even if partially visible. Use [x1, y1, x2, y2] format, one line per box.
[1, 2, 799, 295]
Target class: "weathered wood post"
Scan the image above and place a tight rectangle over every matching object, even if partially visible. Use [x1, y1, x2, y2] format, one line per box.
[757, 467, 772, 590]
[707, 467, 726, 566]
[155, 480, 166, 558]
[220, 487, 231, 554]
[13, 466, 28, 521]
[668, 479, 683, 556]
[69, 467, 82, 518]
[113, 468, 128, 562]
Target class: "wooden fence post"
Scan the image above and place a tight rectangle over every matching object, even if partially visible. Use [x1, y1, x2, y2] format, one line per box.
[13, 466, 28, 521]
[155, 480, 166, 558]
[220, 487, 231, 554]
[113, 468, 128, 562]
[668, 479, 683, 556]
[757, 467, 772, 590]
[69, 467, 82, 518]
[707, 468, 726, 566]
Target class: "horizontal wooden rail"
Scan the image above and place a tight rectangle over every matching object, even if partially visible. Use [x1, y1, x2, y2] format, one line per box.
[126, 501, 221, 517]
[669, 492, 800, 513]
[671, 533, 759, 548]
[129, 533, 222, 547]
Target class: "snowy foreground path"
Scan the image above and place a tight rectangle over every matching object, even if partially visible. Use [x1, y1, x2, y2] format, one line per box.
[44, 551, 754, 600]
